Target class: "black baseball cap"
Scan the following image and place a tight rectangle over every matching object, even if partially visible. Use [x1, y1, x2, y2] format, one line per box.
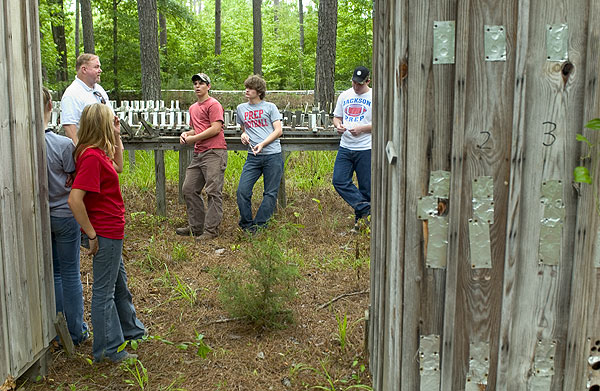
[191, 73, 211, 84]
[352, 66, 370, 83]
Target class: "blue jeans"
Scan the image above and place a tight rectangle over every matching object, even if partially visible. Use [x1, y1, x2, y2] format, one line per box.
[332, 147, 371, 218]
[92, 236, 145, 362]
[51, 215, 88, 345]
[236, 152, 284, 230]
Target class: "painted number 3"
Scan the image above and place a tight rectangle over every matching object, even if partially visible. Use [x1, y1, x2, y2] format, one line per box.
[542, 121, 557, 146]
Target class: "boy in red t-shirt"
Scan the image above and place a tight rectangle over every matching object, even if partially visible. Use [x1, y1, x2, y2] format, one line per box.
[177, 73, 228, 240]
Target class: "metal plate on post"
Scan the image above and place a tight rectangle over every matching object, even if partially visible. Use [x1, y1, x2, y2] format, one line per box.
[595, 230, 600, 268]
[419, 335, 441, 390]
[546, 24, 568, 62]
[533, 339, 556, 377]
[473, 176, 494, 224]
[427, 217, 448, 269]
[529, 339, 556, 390]
[469, 220, 492, 269]
[539, 225, 562, 266]
[539, 180, 564, 266]
[433, 21, 455, 64]
[484, 25, 506, 61]
[418, 196, 438, 220]
[465, 341, 489, 390]
[428, 170, 451, 198]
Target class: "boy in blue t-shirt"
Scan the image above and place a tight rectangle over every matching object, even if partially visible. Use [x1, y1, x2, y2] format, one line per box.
[235, 75, 283, 232]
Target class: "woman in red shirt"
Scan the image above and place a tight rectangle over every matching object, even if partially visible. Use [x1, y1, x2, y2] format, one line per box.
[68, 103, 145, 363]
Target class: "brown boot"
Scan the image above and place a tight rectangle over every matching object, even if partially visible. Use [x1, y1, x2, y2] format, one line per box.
[195, 231, 218, 241]
[175, 226, 202, 236]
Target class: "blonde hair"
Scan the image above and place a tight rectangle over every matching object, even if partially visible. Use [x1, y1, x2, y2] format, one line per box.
[42, 87, 52, 114]
[76, 53, 98, 71]
[75, 103, 116, 160]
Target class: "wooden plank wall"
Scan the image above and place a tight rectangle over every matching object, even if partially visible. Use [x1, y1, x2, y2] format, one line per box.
[369, 0, 600, 390]
[0, 0, 55, 382]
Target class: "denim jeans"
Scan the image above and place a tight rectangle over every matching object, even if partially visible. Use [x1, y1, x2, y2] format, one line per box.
[182, 149, 227, 234]
[92, 236, 145, 362]
[51, 215, 88, 345]
[236, 152, 284, 230]
[332, 147, 371, 218]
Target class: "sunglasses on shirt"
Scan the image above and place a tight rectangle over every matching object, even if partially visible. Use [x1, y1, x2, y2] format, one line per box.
[93, 91, 106, 104]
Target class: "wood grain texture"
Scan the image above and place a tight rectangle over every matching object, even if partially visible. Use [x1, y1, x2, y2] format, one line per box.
[1, 0, 55, 381]
[403, 1, 457, 390]
[369, 0, 390, 386]
[0, 0, 12, 380]
[496, 1, 585, 389]
[563, 0, 600, 389]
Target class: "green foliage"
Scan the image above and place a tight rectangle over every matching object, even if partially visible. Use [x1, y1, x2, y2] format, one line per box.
[215, 223, 299, 328]
[574, 118, 600, 185]
[39, 0, 372, 93]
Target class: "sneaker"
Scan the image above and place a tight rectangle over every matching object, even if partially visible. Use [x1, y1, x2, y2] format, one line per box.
[175, 226, 202, 236]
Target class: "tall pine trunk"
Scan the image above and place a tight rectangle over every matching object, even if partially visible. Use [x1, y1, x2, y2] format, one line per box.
[80, 0, 95, 53]
[113, 0, 121, 102]
[159, 11, 167, 57]
[137, 0, 162, 100]
[215, 0, 221, 55]
[49, 0, 68, 92]
[314, 0, 337, 110]
[298, 0, 304, 52]
[273, 0, 278, 36]
[75, 0, 80, 58]
[252, 0, 262, 75]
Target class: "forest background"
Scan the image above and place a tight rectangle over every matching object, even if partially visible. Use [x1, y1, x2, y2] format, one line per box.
[39, 0, 373, 107]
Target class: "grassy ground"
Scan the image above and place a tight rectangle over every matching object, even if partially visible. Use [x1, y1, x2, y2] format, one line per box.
[19, 150, 372, 391]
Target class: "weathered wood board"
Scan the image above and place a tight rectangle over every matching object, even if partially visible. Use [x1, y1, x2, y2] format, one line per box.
[369, 0, 600, 390]
[1, 0, 55, 383]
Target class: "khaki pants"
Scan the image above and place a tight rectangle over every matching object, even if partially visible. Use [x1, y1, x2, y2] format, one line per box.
[182, 149, 227, 234]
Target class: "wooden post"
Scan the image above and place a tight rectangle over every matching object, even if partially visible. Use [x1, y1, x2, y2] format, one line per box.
[154, 150, 166, 216]
[53, 313, 74, 356]
[277, 150, 290, 209]
[178, 149, 192, 204]
[129, 149, 136, 171]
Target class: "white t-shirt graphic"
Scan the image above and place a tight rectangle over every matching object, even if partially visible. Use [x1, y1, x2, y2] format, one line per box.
[333, 88, 372, 151]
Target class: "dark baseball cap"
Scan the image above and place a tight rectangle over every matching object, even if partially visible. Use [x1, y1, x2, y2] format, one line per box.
[191, 73, 211, 84]
[352, 66, 370, 83]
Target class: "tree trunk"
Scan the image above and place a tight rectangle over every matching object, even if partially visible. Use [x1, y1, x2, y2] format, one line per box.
[49, 0, 68, 91]
[80, 0, 95, 53]
[75, 0, 80, 58]
[252, 0, 262, 75]
[273, 0, 279, 36]
[298, 0, 304, 52]
[314, 0, 337, 110]
[215, 0, 221, 55]
[137, 0, 162, 100]
[113, 0, 121, 102]
[159, 11, 167, 57]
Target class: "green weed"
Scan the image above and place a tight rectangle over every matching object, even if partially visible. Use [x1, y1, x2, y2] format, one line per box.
[336, 312, 349, 352]
[120, 357, 148, 390]
[171, 243, 189, 262]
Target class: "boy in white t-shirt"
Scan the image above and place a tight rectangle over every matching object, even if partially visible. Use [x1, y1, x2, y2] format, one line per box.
[332, 66, 373, 230]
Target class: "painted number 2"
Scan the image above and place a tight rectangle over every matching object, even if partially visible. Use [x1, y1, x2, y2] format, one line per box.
[542, 121, 557, 146]
[478, 131, 491, 149]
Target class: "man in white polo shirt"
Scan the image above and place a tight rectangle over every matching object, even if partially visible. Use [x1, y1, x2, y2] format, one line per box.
[60, 53, 112, 143]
